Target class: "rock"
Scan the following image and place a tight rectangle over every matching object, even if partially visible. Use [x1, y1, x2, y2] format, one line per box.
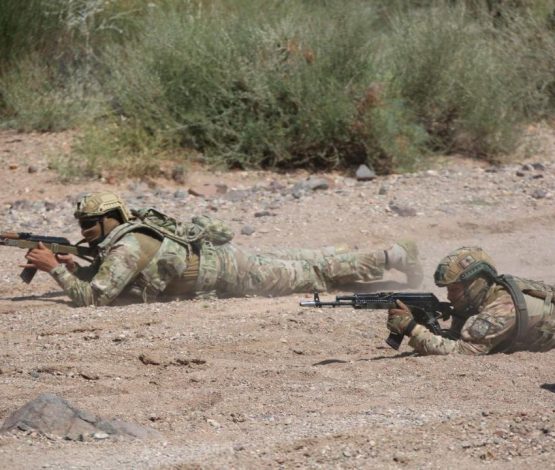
[389, 202, 417, 217]
[173, 189, 187, 199]
[241, 225, 255, 236]
[305, 176, 330, 191]
[267, 180, 285, 192]
[139, 352, 163, 366]
[224, 189, 250, 202]
[27, 165, 38, 174]
[356, 164, 376, 181]
[79, 371, 99, 381]
[0, 394, 161, 440]
[188, 184, 227, 199]
[378, 184, 388, 195]
[291, 176, 330, 194]
[531, 189, 548, 199]
[254, 210, 272, 218]
[531, 162, 546, 171]
[207, 418, 221, 428]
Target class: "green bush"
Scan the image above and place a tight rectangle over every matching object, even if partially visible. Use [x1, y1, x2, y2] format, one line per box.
[77, 0, 428, 173]
[1, 0, 555, 176]
[381, 2, 555, 157]
[0, 54, 106, 131]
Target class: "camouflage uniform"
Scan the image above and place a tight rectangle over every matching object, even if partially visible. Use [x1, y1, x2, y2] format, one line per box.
[50, 221, 387, 307]
[404, 247, 555, 355]
[409, 279, 555, 354]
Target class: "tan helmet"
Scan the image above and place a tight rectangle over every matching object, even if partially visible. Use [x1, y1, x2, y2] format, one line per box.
[74, 192, 132, 222]
[434, 246, 497, 287]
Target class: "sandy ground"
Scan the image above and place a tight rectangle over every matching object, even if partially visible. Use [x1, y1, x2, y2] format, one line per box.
[0, 129, 553, 469]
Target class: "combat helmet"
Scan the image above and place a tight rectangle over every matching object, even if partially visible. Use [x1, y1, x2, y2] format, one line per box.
[434, 246, 497, 287]
[74, 192, 132, 223]
[434, 246, 497, 314]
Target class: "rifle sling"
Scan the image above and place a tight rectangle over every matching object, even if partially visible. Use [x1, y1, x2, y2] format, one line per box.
[493, 274, 529, 352]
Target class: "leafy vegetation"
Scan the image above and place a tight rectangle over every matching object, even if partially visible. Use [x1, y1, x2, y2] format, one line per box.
[1, 0, 554, 177]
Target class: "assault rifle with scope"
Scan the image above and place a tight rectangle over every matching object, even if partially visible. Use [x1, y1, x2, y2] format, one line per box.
[0, 231, 96, 283]
[300, 291, 456, 350]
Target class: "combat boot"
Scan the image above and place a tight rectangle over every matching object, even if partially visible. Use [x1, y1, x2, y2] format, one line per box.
[386, 240, 424, 288]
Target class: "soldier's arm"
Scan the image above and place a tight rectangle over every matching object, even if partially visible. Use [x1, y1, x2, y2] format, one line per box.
[49, 234, 148, 306]
[408, 292, 516, 355]
[73, 262, 100, 281]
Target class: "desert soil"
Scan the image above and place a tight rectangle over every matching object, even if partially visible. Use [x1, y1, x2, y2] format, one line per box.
[0, 128, 553, 469]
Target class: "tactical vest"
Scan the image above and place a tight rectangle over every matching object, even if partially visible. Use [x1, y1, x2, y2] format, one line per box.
[492, 275, 555, 352]
[96, 220, 220, 301]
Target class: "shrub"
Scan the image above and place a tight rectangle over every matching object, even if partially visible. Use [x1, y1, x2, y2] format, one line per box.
[2, 0, 555, 177]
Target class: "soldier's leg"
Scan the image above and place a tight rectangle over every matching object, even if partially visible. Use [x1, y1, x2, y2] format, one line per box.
[317, 240, 423, 288]
[315, 250, 386, 286]
[256, 244, 349, 262]
[212, 244, 327, 297]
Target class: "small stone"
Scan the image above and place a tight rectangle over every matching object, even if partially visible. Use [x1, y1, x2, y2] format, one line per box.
[378, 184, 388, 195]
[393, 453, 408, 463]
[139, 352, 162, 366]
[531, 162, 546, 171]
[531, 189, 548, 199]
[79, 371, 99, 381]
[254, 210, 272, 218]
[241, 225, 255, 236]
[389, 202, 417, 217]
[356, 164, 376, 181]
[224, 189, 249, 202]
[9, 163, 18, 170]
[306, 176, 330, 191]
[233, 443, 245, 452]
[207, 419, 221, 428]
[188, 184, 227, 199]
[28, 165, 38, 174]
[93, 432, 109, 440]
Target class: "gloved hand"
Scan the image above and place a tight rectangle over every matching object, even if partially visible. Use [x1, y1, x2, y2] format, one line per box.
[387, 300, 417, 336]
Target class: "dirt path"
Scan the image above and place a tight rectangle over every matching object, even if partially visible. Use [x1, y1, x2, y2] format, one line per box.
[0, 129, 553, 469]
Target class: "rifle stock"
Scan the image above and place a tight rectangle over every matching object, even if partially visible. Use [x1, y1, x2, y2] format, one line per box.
[0, 232, 96, 283]
[300, 292, 453, 350]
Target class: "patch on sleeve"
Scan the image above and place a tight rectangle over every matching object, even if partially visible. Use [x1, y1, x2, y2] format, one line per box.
[466, 317, 495, 340]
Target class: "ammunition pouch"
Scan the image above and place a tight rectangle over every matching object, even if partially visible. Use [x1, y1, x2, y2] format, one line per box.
[195, 241, 219, 299]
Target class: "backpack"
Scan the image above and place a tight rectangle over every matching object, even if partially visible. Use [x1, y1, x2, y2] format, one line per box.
[131, 208, 234, 247]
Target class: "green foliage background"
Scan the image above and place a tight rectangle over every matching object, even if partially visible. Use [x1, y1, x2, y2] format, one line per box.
[1, 0, 554, 177]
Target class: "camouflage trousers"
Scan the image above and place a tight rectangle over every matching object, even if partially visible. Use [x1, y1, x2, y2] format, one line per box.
[197, 244, 386, 298]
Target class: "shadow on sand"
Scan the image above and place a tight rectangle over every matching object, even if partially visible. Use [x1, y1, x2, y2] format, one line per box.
[1, 291, 71, 305]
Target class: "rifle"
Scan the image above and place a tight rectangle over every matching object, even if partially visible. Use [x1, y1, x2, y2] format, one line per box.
[0, 232, 96, 284]
[300, 292, 454, 350]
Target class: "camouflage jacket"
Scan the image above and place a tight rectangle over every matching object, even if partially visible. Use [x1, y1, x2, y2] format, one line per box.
[409, 276, 555, 355]
[49, 222, 193, 306]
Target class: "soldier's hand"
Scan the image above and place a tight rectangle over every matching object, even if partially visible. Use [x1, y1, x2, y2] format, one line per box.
[387, 300, 417, 336]
[55, 253, 77, 273]
[22, 242, 59, 272]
